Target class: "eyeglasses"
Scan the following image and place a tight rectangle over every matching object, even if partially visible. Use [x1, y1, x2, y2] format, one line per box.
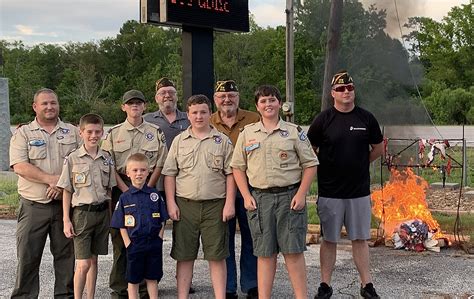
[215, 93, 238, 100]
[332, 85, 355, 92]
[157, 90, 177, 96]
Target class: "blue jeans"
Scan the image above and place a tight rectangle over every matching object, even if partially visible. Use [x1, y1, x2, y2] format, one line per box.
[226, 191, 258, 293]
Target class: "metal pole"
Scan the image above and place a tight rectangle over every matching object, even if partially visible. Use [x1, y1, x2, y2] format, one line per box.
[462, 125, 468, 187]
[284, 0, 295, 123]
[0, 78, 11, 170]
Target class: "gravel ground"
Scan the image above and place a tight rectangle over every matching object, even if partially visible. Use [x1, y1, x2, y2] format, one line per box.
[0, 219, 473, 298]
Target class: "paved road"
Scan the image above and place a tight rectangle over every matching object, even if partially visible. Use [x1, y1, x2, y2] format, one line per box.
[0, 219, 473, 298]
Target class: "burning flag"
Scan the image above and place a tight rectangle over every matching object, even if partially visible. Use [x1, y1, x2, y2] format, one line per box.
[371, 168, 445, 251]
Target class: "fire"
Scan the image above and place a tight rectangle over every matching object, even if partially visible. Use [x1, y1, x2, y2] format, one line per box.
[371, 168, 443, 240]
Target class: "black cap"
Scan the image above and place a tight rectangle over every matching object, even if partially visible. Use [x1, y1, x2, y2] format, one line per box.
[155, 77, 176, 92]
[331, 70, 354, 86]
[122, 89, 146, 104]
[215, 80, 239, 92]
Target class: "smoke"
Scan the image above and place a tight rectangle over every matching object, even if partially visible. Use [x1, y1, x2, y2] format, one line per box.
[361, 0, 425, 38]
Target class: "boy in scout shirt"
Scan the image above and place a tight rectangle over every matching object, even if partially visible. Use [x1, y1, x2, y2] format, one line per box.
[57, 113, 117, 299]
[101, 89, 168, 298]
[111, 153, 169, 299]
[230, 85, 318, 299]
[162, 94, 235, 299]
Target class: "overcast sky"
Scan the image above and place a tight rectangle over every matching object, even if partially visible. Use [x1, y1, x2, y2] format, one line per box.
[0, 0, 470, 45]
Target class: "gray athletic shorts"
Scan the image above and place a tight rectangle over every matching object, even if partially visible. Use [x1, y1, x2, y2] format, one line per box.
[317, 195, 371, 242]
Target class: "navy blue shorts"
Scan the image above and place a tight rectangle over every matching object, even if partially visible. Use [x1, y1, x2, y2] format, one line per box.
[126, 237, 163, 284]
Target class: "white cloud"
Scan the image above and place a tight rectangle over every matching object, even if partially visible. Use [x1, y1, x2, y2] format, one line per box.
[251, 4, 286, 28]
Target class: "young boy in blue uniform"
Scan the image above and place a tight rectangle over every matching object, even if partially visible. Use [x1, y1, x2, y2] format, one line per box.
[111, 153, 169, 299]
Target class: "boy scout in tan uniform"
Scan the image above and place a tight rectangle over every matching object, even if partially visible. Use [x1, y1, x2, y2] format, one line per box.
[57, 113, 117, 299]
[162, 94, 235, 299]
[231, 85, 318, 299]
[101, 89, 168, 299]
[9, 88, 80, 298]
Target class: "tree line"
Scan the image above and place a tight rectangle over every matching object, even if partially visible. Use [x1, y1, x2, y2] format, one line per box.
[1, 0, 472, 126]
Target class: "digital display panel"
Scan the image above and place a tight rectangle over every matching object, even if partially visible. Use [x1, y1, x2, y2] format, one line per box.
[140, 0, 249, 32]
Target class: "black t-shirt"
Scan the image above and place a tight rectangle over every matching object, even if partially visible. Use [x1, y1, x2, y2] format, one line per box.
[307, 106, 383, 198]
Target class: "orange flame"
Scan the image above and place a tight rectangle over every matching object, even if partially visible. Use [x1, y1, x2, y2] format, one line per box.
[371, 168, 443, 239]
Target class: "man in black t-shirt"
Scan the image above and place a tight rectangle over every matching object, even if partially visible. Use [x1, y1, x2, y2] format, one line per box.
[307, 70, 383, 299]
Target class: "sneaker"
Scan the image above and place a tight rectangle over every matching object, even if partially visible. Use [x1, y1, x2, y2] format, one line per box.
[226, 292, 238, 299]
[315, 282, 333, 299]
[360, 283, 380, 299]
[246, 287, 258, 299]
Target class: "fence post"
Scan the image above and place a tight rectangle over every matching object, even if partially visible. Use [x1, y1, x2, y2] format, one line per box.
[0, 78, 10, 171]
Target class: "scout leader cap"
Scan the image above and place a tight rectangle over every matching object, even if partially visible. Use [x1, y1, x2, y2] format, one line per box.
[331, 70, 354, 86]
[215, 80, 238, 92]
[122, 89, 146, 104]
[155, 77, 176, 92]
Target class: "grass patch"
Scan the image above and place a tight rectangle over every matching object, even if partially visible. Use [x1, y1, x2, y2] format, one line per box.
[432, 211, 474, 240]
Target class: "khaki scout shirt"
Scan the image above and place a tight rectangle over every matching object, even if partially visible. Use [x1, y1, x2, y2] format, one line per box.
[101, 118, 168, 175]
[162, 127, 233, 201]
[57, 145, 117, 207]
[231, 119, 319, 189]
[210, 109, 260, 145]
[9, 118, 80, 203]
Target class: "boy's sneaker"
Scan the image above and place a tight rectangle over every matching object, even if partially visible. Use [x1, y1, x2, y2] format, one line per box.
[315, 282, 333, 299]
[360, 283, 380, 299]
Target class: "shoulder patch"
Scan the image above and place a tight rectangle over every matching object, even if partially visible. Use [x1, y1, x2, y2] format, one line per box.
[297, 126, 303, 133]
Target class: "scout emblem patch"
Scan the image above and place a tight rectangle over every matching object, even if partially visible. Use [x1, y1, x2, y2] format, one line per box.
[145, 151, 154, 159]
[279, 151, 288, 160]
[150, 192, 160, 202]
[29, 139, 45, 146]
[74, 173, 86, 184]
[279, 130, 289, 138]
[213, 156, 223, 168]
[125, 215, 135, 227]
[145, 132, 154, 141]
[214, 136, 222, 144]
[152, 212, 160, 218]
[60, 128, 70, 134]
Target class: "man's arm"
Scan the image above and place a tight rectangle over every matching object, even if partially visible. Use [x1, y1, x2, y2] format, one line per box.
[114, 170, 129, 193]
[222, 174, 236, 222]
[14, 162, 61, 199]
[369, 142, 384, 162]
[147, 167, 162, 188]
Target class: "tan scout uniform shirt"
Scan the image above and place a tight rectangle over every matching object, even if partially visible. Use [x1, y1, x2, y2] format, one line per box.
[101, 119, 168, 175]
[210, 109, 260, 145]
[57, 145, 117, 207]
[9, 119, 80, 203]
[231, 119, 319, 189]
[162, 127, 233, 200]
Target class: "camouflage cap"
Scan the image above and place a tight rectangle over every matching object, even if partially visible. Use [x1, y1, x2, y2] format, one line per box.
[331, 70, 354, 86]
[155, 77, 176, 92]
[122, 89, 146, 104]
[215, 80, 239, 92]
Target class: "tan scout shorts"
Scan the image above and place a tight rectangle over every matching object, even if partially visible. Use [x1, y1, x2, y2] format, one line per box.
[72, 208, 110, 259]
[171, 197, 229, 261]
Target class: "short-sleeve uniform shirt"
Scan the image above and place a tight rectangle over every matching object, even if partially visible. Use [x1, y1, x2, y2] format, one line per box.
[57, 145, 117, 207]
[110, 186, 169, 239]
[9, 119, 80, 203]
[231, 119, 319, 189]
[143, 109, 190, 149]
[161, 127, 233, 200]
[101, 119, 168, 175]
[210, 109, 260, 145]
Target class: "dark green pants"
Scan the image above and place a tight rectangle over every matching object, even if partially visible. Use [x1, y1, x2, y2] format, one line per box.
[12, 197, 74, 298]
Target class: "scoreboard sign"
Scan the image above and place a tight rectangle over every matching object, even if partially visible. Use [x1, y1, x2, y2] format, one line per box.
[140, 0, 249, 33]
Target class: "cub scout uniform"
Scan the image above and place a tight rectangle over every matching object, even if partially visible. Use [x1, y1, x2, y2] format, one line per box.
[57, 145, 117, 206]
[162, 127, 233, 200]
[101, 119, 168, 178]
[10, 119, 80, 203]
[231, 120, 318, 189]
[9, 118, 80, 298]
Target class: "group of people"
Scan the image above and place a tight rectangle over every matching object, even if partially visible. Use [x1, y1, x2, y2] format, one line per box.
[9, 70, 383, 299]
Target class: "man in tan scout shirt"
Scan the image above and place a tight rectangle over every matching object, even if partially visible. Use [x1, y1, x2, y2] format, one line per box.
[101, 89, 168, 299]
[231, 85, 318, 299]
[162, 94, 235, 299]
[210, 80, 259, 299]
[9, 88, 80, 298]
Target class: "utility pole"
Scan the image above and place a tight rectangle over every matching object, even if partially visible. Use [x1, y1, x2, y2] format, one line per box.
[284, 0, 295, 122]
[321, 0, 343, 111]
